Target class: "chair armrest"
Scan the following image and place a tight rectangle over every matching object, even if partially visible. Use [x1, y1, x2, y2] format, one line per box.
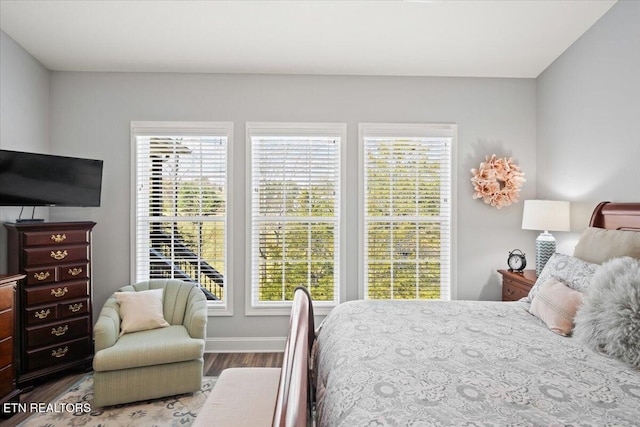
[183, 288, 207, 339]
[94, 298, 121, 352]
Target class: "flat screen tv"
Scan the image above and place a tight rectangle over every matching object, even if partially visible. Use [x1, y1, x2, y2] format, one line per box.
[0, 150, 103, 207]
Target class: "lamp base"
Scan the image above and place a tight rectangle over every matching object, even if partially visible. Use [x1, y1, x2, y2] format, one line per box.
[536, 231, 556, 276]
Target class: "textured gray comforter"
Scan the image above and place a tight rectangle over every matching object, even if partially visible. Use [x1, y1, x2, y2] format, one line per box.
[315, 300, 640, 426]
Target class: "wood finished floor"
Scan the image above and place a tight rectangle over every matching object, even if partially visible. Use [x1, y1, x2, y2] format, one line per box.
[1, 352, 283, 426]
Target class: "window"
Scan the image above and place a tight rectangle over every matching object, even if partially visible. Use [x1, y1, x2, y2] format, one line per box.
[247, 123, 345, 314]
[360, 123, 454, 300]
[132, 122, 232, 314]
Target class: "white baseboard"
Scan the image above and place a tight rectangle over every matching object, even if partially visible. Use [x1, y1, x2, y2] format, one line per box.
[205, 336, 286, 353]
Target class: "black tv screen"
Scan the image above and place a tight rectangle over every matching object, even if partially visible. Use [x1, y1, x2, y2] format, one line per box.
[0, 150, 103, 207]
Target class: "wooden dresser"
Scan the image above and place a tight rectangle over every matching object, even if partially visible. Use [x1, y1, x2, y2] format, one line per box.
[5, 222, 96, 388]
[0, 274, 25, 412]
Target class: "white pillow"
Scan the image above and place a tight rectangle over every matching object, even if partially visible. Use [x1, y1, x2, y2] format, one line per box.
[525, 253, 599, 303]
[114, 289, 169, 336]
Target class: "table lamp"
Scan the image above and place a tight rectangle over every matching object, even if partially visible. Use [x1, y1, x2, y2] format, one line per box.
[522, 200, 570, 276]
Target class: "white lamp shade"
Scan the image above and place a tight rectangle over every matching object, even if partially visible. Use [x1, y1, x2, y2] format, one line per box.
[522, 200, 570, 232]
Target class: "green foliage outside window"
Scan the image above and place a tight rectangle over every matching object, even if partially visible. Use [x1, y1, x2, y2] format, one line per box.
[364, 139, 447, 300]
[256, 182, 337, 302]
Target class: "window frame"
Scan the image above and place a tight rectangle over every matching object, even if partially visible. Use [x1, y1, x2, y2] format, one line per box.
[358, 123, 457, 301]
[131, 121, 234, 316]
[245, 122, 346, 316]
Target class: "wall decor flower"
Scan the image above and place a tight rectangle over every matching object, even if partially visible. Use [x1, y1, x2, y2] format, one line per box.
[470, 154, 526, 209]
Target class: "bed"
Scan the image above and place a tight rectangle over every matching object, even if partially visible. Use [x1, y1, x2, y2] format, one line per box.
[315, 202, 640, 426]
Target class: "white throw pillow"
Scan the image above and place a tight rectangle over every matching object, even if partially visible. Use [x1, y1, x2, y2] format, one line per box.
[525, 253, 599, 303]
[114, 288, 169, 336]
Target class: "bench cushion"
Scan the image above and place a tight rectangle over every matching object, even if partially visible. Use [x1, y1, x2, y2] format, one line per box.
[194, 367, 281, 427]
[93, 325, 204, 372]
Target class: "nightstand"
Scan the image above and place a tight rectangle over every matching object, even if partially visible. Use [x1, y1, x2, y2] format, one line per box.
[498, 269, 537, 301]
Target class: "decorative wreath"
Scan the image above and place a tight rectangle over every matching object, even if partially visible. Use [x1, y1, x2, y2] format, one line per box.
[470, 154, 526, 209]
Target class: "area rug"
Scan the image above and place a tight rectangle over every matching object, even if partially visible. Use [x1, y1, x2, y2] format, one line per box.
[18, 375, 216, 427]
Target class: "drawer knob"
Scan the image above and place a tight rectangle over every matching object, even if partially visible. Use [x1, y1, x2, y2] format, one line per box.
[51, 325, 69, 337]
[34, 308, 51, 319]
[68, 267, 83, 276]
[51, 234, 67, 243]
[50, 250, 68, 260]
[34, 271, 50, 281]
[69, 303, 83, 313]
[51, 287, 68, 298]
[51, 346, 69, 358]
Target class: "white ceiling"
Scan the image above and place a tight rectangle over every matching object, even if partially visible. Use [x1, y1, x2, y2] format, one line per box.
[0, 0, 617, 78]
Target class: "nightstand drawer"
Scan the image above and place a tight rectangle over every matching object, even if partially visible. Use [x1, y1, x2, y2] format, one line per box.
[502, 279, 531, 301]
[498, 269, 536, 302]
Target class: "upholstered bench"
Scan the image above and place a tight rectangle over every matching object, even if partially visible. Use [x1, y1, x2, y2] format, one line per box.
[193, 367, 281, 427]
[194, 287, 315, 427]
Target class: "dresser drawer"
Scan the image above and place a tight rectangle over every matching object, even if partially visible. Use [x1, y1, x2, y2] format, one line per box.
[60, 298, 90, 319]
[0, 337, 13, 367]
[23, 244, 89, 267]
[0, 309, 13, 338]
[502, 279, 531, 301]
[26, 303, 58, 326]
[25, 280, 89, 306]
[25, 266, 57, 286]
[59, 262, 89, 282]
[25, 316, 90, 348]
[0, 364, 13, 397]
[25, 298, 90, 326]
[0, 283, 13, 311]
[23, 229, 90, 247]
[26, 337, 90, 371]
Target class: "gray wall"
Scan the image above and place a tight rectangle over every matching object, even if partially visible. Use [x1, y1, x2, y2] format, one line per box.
[537, 0, 640, 253]
[0, 30, 50, 271]
[48, 72, 536, 339]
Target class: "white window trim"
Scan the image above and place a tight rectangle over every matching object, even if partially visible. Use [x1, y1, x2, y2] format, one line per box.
[130, 121, 234, 316]
[245, 122, 347, 316]
[358, 123, 458, 301]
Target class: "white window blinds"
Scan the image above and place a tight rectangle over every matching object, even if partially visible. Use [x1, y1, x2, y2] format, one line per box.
[133, 123, 231, 307]
[248, 123, 344, 309]
[361, 124, 454, 300]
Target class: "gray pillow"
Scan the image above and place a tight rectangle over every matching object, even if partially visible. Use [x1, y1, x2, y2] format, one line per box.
[573, 256, 640, 368]
[525, 253, 599, 303]
[573, 227, 640, 264]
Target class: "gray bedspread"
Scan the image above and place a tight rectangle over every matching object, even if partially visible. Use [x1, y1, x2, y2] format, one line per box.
[315, 300, 640, 426]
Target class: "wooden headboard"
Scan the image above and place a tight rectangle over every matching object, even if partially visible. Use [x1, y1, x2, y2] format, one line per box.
[589, 202, 640, 231]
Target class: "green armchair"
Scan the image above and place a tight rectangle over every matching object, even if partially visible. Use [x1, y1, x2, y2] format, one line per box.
[93, 279, 207, 407]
